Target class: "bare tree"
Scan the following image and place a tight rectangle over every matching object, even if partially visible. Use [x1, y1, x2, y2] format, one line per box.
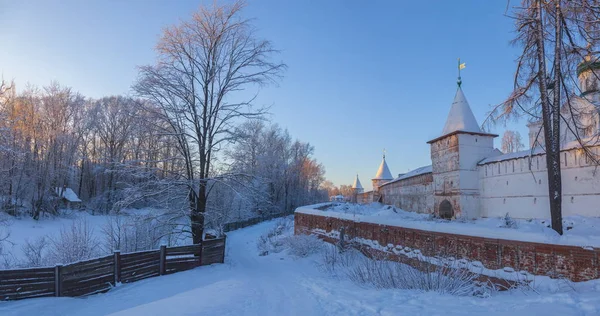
[501, 130, 525, 153]
[0, 79, 12, 101]
[134, 0, 286, 243]
[486, 0, 600, 234]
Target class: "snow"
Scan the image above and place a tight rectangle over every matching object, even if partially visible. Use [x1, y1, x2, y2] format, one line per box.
[384, 165, 432, 185]
[2, 218, 600, 315]
[479, 147, 545, 165]
[479, 137, 600, 165]
[441, 87, 483, 136]
[296, 203, 600, 248]
[0, 208, 169, 264]
[373, 156, 393, 180]
[0, 211, 107, 262]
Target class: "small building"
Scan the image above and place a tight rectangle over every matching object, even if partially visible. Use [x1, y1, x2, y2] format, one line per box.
[55, 186, 82, 209]
[330, 195, 345, 202]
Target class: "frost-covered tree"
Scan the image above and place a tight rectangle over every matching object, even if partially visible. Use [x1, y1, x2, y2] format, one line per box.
[501, 130, 524, 153]
[134, 0, 286, 243]
[213, 120, 327, 230]
[486, 0, 600, 234]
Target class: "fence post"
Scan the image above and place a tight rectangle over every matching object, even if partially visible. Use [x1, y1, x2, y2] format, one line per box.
[199, 240, 205, 266]
[159, 245, 167, 276]
[114, 250, 121, 284]
[221, 235, 226, 263]
[54, 264, 62, 297]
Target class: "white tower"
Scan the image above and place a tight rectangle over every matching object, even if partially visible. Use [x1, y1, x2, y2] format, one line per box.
[351, 174, 364, 203]
[372, 154, 393, 192]
[427, 79, 497, 219]
[352, 174, 364, 193]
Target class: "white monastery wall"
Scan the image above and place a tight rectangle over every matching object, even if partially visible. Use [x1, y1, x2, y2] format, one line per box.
[479, 146, 600, 219]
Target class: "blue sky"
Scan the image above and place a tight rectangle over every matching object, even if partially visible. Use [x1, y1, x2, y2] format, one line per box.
[1, 0, 527, 190]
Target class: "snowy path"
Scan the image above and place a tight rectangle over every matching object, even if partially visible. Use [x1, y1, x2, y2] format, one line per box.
[1, 219, 600, 315]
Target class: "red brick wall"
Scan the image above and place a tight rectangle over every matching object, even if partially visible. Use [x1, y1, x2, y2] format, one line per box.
[295, 212, 599, 282]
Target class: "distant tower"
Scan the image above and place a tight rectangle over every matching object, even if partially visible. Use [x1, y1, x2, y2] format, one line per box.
[352, 174, 364, 193]
[372, 152, 393, 195]
[530, 54, 600, 149]
[576, 54, 600, 138]
[527, 119, 544, 149]
[578, 55, 600, 99]
[351, 174, 364, 203]
[427, 73, 497, 219]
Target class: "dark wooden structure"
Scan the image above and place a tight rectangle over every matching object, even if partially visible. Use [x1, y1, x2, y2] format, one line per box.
[0, 236, 226, 301]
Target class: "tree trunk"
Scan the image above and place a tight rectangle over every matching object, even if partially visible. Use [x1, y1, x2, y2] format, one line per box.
[191, 180, 207, 245]
[550, 0, 563, 235]
[535, 0, 563, 235]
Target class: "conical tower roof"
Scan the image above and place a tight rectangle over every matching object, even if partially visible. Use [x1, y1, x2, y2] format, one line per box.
[352, 174, 363, 189]
[441, 87, 482, 136]
[373, 156, 393, 180]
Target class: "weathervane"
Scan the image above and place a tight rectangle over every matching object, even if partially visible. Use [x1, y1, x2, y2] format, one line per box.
[457, 58, 466, 87]
[383, 148, 386, 159]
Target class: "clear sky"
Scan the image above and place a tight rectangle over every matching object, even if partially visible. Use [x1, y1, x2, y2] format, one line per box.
[1, 0, 528, 190]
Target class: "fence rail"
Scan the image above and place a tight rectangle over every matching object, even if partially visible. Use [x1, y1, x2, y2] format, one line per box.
[0, 236, 226, 301]
[223, 210, 294, 232]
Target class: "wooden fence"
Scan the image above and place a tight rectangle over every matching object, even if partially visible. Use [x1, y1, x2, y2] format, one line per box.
[223, 210, 294, 232]
[0, 236, 226, 301]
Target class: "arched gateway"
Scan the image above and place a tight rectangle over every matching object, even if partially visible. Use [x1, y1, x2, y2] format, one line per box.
[439, 199, 453, 219]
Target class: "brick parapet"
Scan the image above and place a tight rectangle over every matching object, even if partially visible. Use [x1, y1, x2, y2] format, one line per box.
[295, 212, 599, 282]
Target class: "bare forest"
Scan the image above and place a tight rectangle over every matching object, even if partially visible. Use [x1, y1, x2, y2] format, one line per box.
[0, 2, 328, 240]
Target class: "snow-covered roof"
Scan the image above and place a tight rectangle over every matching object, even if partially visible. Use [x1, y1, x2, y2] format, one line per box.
[352, 174, 363, 189]
[478, 138, 600, 165]
[441, 87, 482, 136]
[383, 165, 432, 186]
[373, 156, 393, 180]
[478, 148, 539, 165]
[55, 187, 82, 202]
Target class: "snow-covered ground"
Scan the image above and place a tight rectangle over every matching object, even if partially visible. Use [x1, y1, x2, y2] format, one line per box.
[2, 218, 600, 316]
[0, 211, 107, 261]
[0, 208, 181, 267]
[298, 202, 600, 248]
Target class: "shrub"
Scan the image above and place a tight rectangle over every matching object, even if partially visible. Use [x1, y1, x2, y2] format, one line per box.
[500, 213, 518, 229]
[284, 234, 323, 258]
[321, 243, 492, 297]
[256, 218, 293, 256]
[345, 256, 490, 296]
[21, 236, 50, 267]
[102, 214, 172, 253]
[47, 219, 100, 265]
[321, 244, 359, 275]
